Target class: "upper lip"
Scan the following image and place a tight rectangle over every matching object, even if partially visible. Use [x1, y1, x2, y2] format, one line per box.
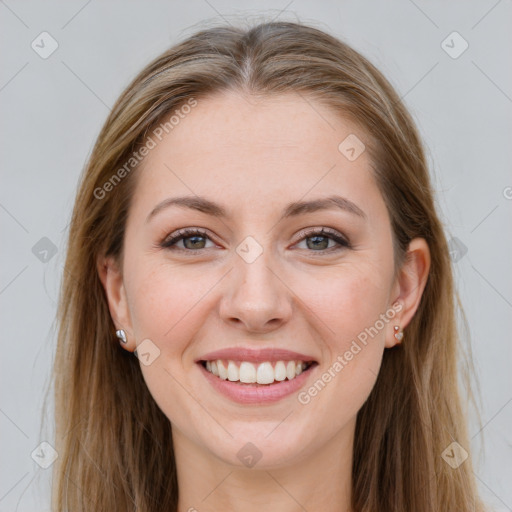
[196, 347, 318, 364]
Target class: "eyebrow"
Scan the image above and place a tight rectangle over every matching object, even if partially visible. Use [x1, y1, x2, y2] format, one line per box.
[146, 194, 367, 223]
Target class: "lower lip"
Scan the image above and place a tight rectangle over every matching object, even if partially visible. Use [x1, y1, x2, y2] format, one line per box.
[197, 362, 317, 404]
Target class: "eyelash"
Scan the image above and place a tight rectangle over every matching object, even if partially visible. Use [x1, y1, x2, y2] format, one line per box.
[160, 227, 351, 254]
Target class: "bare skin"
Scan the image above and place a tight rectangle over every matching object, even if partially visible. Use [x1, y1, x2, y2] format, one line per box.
[98, 90, 430, 512]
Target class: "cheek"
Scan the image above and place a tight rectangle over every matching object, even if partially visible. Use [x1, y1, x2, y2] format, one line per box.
[128, 271, 179, 342]
[124, 262, 217, 432]
[125, 259, 226, 357]
[294, 266, 391, 410]
[297, 262, 392, 346]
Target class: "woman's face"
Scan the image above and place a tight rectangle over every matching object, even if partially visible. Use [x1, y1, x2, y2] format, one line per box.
[107, 91, 410, 469]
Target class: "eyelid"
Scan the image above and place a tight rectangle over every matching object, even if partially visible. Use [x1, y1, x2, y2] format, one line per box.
[292, 226, 351, 247]
[160, 226, 351, 252]
[160, 227, 217, 249]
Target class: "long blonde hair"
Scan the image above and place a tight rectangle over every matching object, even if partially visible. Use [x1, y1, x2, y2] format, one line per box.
[52, 20, 485, 511]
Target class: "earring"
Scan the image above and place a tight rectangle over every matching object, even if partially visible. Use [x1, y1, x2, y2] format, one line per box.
[116, 329, 127, 344]
[393, 325, 403, 342]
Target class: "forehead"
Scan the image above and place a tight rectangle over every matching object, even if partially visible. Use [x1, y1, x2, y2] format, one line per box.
[132, 91, 382, 221]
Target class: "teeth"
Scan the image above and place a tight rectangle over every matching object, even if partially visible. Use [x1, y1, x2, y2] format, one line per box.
[227, 361, 238, 381]
[256, 362, 274, 384]
[274, 361, 287, 381]
[286, 361, 296, 380]
[217, 360, 228, 380]
[239, 362, 256, 383]
[204, 360, 310, 384]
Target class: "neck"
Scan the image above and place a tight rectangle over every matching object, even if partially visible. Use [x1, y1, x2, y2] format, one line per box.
[173, 418, 355, 512]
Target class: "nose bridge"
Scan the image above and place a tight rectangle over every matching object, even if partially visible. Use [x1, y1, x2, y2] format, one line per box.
[219, 235, 292, 332]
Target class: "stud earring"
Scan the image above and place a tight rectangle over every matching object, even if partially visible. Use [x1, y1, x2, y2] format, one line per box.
[116, 329, 127, 344]
[393, 325, 403, 342]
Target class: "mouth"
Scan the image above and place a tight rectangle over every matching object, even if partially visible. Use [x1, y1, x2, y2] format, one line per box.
[199, 359, 318, 385]
[196, 355, 319, 404]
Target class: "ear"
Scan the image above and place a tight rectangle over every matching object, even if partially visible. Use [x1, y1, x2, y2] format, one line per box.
[386, 237, 431, 348]
[97, 255, 135, 352]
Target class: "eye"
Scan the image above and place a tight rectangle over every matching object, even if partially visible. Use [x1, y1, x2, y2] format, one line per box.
[294, 227, 351, 252]
[160, 228, 216, 251]
[160, 227, 351, 254]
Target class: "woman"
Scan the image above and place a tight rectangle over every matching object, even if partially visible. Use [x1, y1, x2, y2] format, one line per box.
[52, 20, 486, 511]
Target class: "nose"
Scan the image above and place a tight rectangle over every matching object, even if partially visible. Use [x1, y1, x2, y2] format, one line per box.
[219, 250, 293, 334]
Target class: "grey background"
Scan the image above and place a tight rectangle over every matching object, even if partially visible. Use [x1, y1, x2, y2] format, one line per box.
[1, 0, 511, 510]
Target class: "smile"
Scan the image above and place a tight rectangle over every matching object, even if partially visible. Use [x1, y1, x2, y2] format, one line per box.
[201, 359, 314, 384]
[195, 347, 319, 404]
[197, 359, 318, 404]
